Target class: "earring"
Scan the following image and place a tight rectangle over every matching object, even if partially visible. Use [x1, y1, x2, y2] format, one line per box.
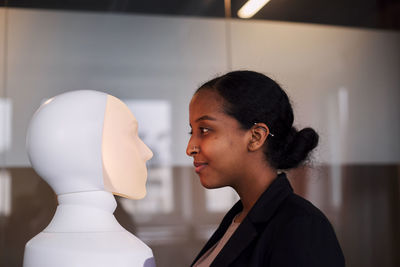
[253, 123, 274, 137]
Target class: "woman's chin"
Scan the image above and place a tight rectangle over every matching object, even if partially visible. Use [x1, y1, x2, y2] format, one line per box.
[199, 176, 224, 189]
[202, 183, 216, 189]
[199, 176, 214, 189]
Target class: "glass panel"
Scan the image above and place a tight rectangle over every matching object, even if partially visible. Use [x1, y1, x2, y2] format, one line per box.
[0, 1, 399, 267]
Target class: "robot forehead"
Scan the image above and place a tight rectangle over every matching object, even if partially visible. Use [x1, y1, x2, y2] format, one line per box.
[105, 95, 138, 127]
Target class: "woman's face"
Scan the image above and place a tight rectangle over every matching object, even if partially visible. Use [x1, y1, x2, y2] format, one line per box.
[186, 90, 250, 189]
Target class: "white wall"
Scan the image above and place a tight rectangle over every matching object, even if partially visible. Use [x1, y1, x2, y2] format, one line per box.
[0, 9, 4, 97]
[230, 20, 400, 164]
[2, 8, 228, 166]
[0, 8, 399, 166]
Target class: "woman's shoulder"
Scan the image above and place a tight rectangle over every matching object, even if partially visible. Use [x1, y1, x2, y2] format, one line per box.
[264, 193, 345, 266]
[272, 192, 334, 229]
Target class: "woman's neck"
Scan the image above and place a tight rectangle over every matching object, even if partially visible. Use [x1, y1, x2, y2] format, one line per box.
[234, 164, 277, 223]
[44, 190, 125, 233]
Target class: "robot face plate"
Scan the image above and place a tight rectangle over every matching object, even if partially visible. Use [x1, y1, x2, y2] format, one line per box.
[102, 95, 153, 199]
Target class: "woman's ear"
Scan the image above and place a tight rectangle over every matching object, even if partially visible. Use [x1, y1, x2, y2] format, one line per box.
[248, 123, 270, 151]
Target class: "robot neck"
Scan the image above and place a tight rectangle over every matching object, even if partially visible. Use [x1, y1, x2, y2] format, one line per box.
[43, 190, 125, 233]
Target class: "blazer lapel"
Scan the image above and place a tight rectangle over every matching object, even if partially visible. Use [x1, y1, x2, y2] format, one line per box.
[211, 173, 293, 267]
[248, 173, 292, 224]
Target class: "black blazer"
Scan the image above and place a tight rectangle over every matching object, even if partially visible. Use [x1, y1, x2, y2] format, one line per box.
[191, 173, 345, 267]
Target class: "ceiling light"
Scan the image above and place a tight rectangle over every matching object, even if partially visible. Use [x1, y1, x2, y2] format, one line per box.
[237, 0, 271, 19]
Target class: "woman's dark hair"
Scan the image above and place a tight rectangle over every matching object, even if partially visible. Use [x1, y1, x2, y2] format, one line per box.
[196, 70, 319, 170]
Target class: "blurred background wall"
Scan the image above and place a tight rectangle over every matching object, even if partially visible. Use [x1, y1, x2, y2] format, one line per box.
[0, 1, 399, 266]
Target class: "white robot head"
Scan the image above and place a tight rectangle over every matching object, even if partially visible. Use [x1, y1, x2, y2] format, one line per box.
[26, 90, 153, 199]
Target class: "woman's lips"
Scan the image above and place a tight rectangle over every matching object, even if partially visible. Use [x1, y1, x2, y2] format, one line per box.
[194, 162, 208, 173]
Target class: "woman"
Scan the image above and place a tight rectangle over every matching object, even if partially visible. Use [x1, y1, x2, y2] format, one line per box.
[186, 71, 345, 267]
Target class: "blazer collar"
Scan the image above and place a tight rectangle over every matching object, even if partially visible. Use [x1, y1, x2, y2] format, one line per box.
[247, 172, 293, 224]
[192, 173, 293, 267]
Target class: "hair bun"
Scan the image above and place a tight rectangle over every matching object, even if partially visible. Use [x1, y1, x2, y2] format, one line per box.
[276, 127, 319, 169]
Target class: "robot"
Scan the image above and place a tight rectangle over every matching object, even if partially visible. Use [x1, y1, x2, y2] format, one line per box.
[23, 90, 156, 267]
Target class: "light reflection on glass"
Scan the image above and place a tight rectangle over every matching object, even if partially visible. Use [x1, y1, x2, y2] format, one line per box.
[326, 87, 349, 208]
[0, 98, 12, 153]
[0, 169, 11, 216]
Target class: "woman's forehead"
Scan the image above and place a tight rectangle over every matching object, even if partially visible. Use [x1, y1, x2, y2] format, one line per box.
[190, 90, 225, 114]
[189, 92, 239, 128]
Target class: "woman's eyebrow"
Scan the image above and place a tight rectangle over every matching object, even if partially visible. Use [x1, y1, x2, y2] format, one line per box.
[195, 115, 217, 122]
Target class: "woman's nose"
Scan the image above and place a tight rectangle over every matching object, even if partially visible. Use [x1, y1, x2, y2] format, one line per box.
[186, 140, 199, 157]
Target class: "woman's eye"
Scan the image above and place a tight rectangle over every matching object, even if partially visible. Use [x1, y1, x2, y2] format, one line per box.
[188, 127, 210, 135]
[200, 127, 210, 134]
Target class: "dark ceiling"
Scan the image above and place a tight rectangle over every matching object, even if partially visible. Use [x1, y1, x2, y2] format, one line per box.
[1, 0, 400, 31]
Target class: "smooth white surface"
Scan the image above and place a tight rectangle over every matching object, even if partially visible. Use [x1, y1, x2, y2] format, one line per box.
[24, 232, 155, 267]
[26, 90, 107, 194]
[24, 90, 155, 267]
[24, 191, 155, 267]
[44, 191, 124, 233]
